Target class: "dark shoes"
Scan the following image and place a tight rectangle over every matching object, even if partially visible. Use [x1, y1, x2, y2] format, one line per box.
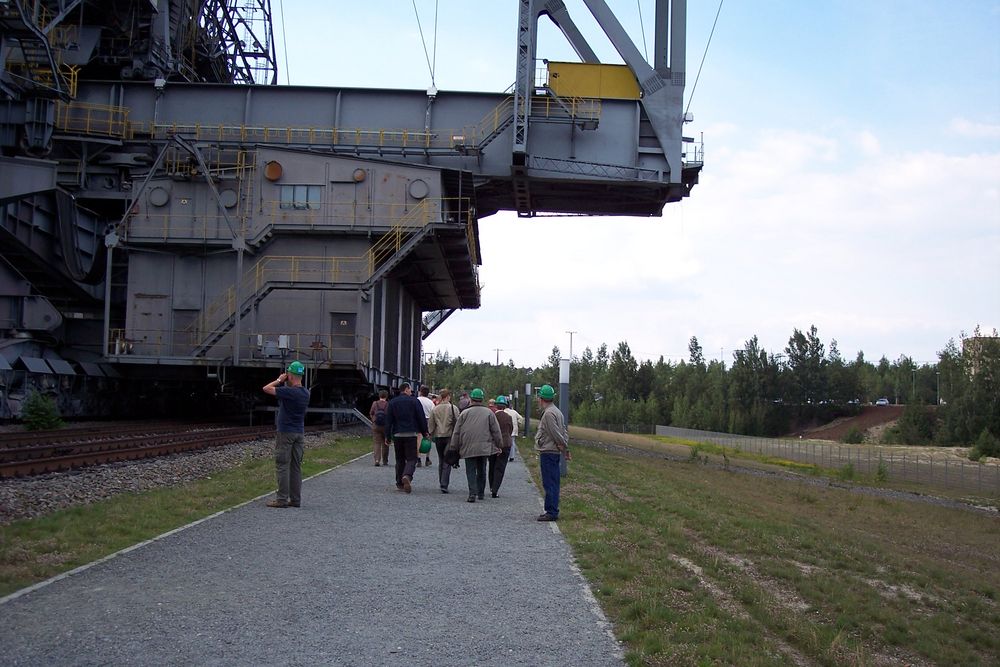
[415, 460, 422, 467]
[374, 462, 381, 467]
[537, 513, 558, 522]
[382, 460, 389, 466]
[491, 492, 498, 498]
[440, 487, 449, 494]
[266, 499, 289, 508]
[289, 501, 300, 507]
[509, 457, 514, 462]
[467, 495, 476, 503]
[401, 475, 412, 493]
[477, 494, 484, 500]
[425, 457, 432, 466]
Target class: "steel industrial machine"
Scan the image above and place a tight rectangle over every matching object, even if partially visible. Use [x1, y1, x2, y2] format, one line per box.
[0, 0, 702, 419]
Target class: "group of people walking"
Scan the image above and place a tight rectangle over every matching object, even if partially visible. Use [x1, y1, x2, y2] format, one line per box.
[368, 381, 570, 520]
[263, 362, 571, 522]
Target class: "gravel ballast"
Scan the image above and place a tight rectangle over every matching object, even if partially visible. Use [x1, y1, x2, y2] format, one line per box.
[0, 450, 624, 666]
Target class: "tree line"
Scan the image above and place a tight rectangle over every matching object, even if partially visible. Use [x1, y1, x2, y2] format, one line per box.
[423, 325, 999, 455]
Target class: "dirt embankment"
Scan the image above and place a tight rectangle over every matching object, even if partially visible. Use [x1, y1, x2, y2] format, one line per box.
[792, 406, 904, 442]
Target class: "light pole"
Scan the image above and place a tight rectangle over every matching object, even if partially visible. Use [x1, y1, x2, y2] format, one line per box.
[936, 371, 940, 406]
[565, 330, 577, 362]
[493, 348, 504, 365]
[911, 368, 916, 403]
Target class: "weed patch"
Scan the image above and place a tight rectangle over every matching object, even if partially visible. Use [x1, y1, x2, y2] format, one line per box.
[526, 436, 1000, 665]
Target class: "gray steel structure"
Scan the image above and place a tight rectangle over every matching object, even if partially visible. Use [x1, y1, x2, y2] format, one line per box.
[0, 0, 701, 418]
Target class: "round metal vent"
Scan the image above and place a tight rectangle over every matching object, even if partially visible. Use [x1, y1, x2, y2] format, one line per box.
[149, 186, 170, 207]
[408, 179, 429, 200]
[264, 160, 283, 181]
[219, 189, 239, 208]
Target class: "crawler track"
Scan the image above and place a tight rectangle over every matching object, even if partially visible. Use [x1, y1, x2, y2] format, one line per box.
[0, 423, 327, 478]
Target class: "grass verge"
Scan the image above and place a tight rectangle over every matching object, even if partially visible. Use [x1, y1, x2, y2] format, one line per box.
[570, 427, 1000, 508]
[521, 435, 1000, 666]
[0, 435, 368, 598]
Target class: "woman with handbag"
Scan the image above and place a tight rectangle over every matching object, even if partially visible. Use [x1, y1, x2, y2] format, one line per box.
[428, 388, 460, 493]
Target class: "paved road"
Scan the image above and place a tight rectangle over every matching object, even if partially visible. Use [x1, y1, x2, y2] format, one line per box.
[0, 452, 623, 666]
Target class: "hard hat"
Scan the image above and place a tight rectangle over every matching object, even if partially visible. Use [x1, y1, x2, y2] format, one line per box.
[496, 395, 508, 406]
[537, 384, 555, 400]
[286, 360, 305, 375]
[470, 388, 485, 400]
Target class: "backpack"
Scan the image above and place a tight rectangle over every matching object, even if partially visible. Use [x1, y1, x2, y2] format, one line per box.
[373, 400, 387, 427]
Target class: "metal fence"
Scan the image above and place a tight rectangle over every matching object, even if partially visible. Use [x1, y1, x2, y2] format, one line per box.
[655, 425, 1000, 496]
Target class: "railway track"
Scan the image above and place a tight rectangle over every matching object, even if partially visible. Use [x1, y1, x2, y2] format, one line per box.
[0, 423, 329, 478]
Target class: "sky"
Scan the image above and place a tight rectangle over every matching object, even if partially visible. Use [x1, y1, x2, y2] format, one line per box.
[272, 1, 1000, 368]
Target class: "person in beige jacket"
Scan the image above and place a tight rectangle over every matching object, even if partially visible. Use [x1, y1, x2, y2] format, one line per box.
[428, 388, 460, 493]
[448, 387, 503, 503]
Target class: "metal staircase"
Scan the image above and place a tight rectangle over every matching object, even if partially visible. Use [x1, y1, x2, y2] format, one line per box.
[188, 200, 442, 357]
[0, 0, 69, 99]
[421, 309, 456, 340]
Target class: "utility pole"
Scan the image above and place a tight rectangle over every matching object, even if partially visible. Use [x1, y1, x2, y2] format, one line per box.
[565, 330, 577, 361]
[493, 348, 504, 365]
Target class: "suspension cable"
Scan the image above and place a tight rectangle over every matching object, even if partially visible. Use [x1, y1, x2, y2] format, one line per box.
[637, 0, 649, 63]
[411, 0, 435, 87]
[431, 0, 439, 86]
[278, 0, 290, 84]
[684, 0, 725, 117]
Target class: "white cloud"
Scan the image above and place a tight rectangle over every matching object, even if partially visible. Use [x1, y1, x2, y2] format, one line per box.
[857, 130, 881, 156]
[949, 117, 1000, 139]
[431, 126, 1000, 368]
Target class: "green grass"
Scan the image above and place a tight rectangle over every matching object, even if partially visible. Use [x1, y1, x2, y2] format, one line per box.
[521, 436, 1000, 666]
[570, 427, 999, 508]
[0, 435, 368, 597]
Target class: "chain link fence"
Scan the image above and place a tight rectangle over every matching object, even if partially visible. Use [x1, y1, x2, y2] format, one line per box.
[655, 426, 1000, 496]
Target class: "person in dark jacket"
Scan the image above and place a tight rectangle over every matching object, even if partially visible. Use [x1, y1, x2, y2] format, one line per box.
[384, 382, 429, 493]
[489, 395, 514, 497]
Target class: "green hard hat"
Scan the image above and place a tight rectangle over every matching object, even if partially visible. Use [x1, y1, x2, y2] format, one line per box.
[470, 388, 485, 401]
[496, 395, 508, 406]
[286, 360, 305, 375]
[537, 384, 556, 400]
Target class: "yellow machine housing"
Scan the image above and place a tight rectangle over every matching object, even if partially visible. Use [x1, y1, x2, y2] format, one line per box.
[545, 62, 641, 100]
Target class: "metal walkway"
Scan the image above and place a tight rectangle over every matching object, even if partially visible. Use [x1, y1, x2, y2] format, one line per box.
[0, 452, 622, 666]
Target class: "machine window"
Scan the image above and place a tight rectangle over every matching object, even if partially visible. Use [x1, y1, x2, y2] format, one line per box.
[279, 185, 322, 210]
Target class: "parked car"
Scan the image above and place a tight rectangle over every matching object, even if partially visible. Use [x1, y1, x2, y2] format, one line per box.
[875, 397, 890, 406]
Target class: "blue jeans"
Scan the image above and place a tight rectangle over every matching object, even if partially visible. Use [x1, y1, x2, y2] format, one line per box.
[539, 452, 561, 517]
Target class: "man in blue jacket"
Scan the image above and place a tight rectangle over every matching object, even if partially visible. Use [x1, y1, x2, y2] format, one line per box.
[385, 382, 429, 493]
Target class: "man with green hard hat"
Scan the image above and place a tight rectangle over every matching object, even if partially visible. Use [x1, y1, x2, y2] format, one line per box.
[488, 395, 514, 497]
[262, 360, 310, 508]
[448, 387, 503, 503]
[534, 383, 569, 521]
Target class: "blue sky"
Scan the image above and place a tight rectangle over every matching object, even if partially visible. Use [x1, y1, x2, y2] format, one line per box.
[274, 1, 1000, 367]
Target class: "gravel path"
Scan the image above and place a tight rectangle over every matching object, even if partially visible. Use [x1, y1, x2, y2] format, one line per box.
[0, 452, 623, 666]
